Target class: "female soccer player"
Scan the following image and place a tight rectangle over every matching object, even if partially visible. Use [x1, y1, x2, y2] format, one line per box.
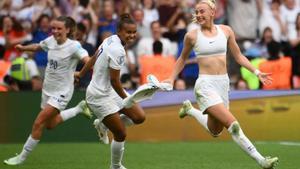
[76, 14, 145, 169]
[4, 16, 92, 165]
[165, 0, 278, 168]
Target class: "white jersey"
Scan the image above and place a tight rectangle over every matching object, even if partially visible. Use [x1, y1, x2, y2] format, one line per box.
[87, 35, 126, 96]
[39, 36, 88, 97]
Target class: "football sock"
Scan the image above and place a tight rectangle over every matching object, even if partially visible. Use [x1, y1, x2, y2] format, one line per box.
[111, 139, 125, 168]
[19, 135, 39, 161]
[187, 107, 209, 131]
[60, 105, 82, 121]
[228, 121, 265, 162]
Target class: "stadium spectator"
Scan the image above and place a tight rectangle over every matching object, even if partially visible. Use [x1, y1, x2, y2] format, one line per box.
[31, 14, 52, 78]
[259, 40, 292, 89]
[80, 3, 99, 48]
[75, 14, 146, 169]
[97, 0, 118, 46]
[259, 0, 287, 43]
[174, 78, 186, 90]
[164, 1, 278, 168]
[280, 0, 299, 56]
[75, 23, 95, 90]
[139, 40, 175, 84]
[132, 8, 151, 38]
[0, 15, 27, 61]
[136, 21, 176, 58]
[4, 51, 42, 91]
[0, 0, 19, 17]
[0, 55, 11, 91]
[288, 12, 300, 88]
[141, 0, 159, 28]
[3, 16, 92, 165]
[226, 0, 260, 86]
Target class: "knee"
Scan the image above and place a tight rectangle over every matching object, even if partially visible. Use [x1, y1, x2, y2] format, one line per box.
[209, 128, 223, 138]
[132, 115, 145, 124]
[227, 121, 240, 136]
[113, 130, 127, 141]
[45, 124, 55, 130]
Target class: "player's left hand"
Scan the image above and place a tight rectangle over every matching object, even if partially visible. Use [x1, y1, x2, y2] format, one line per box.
[258, 72, 273, 85]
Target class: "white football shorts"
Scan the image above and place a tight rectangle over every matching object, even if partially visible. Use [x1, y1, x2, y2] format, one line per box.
[194, 74, 230, 114]
[41, 90, 72, 111]
[86, 88, 124, 122]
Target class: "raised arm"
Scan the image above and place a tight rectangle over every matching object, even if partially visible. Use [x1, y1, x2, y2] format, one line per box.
[227, 26, 272, 85]
[167, 32, 194, 85]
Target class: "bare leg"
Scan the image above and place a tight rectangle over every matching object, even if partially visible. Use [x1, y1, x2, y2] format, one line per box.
[120, 104, 145, 125]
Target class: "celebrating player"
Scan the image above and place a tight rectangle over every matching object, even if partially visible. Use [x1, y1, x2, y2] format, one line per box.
[165, 0, 278, 168]
[4, 16, 92, 165]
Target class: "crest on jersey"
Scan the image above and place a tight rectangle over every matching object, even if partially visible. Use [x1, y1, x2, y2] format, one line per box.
[117, 55, 125, 65]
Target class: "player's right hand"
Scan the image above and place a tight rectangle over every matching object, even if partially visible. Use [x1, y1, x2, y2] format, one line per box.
[15, 44, 24, 51]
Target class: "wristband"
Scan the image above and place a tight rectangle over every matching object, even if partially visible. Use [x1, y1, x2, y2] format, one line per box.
[254, 69, 261, 76]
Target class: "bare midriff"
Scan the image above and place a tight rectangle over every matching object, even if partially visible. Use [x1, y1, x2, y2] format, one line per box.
[197, 55, 227, 75]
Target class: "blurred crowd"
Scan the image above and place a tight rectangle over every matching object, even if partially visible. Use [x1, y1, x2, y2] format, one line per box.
[1, 0, 300, 92]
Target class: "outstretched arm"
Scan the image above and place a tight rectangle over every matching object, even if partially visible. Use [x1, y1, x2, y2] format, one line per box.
[15, 44, 42, 52]
[227, 26, 272, 85]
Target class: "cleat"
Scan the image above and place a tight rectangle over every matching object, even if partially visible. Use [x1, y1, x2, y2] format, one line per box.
[178, 100, 193, 119]
[259, 156, 279, 169]
[93, 119, 109, 144]
[4, 154, 24, 165]
[78, 100, 93, 119]
[110, 165, 127, 169]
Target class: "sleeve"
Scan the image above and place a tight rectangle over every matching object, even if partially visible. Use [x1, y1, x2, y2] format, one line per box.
[39, 36, 52, 51]
[108, 47, 126, 70]
[73, 42, 89, 60]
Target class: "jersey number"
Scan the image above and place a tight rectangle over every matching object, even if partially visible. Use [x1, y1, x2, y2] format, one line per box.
[49, 59, 58, 69]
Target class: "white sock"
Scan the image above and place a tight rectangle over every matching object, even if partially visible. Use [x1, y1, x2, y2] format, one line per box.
[60, 105, 82, 121]
[187, 108, 209, 131]
[120, 114, 134, 127]
[19, 135, 40, 161]
[111, 139, 125, 168]
[228, 121, 265, 162]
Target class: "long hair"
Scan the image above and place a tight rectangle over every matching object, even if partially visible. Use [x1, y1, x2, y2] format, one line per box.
[56, 16, 76, 39]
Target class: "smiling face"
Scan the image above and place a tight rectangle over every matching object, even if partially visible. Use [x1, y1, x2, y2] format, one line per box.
[117, 23, 137, 45]
[194, 2, 215, 26]
[51, 20, 69, 44]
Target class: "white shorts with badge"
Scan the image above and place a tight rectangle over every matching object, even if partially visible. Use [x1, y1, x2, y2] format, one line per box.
[40, 90, 72, 111]
[86, 87, 124, 122]
[194, 74, 230, 114]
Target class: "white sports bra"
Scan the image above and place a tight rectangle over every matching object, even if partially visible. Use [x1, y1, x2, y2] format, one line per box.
[193, 25, 228, 58]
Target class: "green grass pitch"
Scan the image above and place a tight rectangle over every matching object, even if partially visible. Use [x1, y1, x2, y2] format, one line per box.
[1, 141, 299, 169]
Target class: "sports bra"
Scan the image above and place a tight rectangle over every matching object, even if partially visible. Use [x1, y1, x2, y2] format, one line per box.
[193, 25, 228, 58]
